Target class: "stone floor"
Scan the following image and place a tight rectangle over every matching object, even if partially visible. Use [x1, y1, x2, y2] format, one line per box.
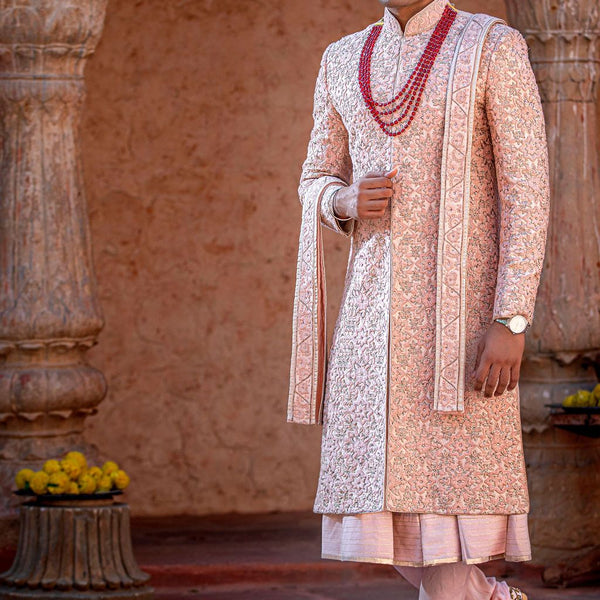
[153, 584, 600, 599]
[126, 511, 600, 599]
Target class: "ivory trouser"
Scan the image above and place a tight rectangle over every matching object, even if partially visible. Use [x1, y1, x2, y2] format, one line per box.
[394, 563, 512, 600]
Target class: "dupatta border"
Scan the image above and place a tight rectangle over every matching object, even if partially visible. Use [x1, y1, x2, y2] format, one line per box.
[434, 13, 506, 412]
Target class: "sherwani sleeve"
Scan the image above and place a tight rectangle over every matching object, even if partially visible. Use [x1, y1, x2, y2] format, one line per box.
[299, 43, 355, 237]
[485, 28, 550, 325]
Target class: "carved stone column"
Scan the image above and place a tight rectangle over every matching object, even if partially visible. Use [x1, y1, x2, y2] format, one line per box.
[505, 0, 600, 564]
[0, 1, 109, 528]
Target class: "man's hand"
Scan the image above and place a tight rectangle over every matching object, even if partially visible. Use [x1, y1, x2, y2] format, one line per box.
[333, 167, 399, 220]
[473, 321, 525, 397]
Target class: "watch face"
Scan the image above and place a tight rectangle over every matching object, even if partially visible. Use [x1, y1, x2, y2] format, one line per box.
[509, 315, 528, 333]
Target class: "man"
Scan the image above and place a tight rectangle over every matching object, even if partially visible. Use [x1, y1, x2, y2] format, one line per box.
[287, 0, 549, 598]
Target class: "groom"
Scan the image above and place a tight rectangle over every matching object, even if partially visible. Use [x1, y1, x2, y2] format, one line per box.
[288, 0, 549, 598]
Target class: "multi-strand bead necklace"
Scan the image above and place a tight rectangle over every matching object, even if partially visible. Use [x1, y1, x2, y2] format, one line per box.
[358, 4, 457, 137]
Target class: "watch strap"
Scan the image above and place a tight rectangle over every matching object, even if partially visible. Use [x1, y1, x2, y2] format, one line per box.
[494, 315, 530, 334]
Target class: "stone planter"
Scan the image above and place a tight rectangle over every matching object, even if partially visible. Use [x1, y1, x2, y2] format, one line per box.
[0, 492, 153, 599]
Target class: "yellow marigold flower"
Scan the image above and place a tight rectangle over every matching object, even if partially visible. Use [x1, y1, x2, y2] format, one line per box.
[68, 481, 79, 494]
[15, 468, 35, 490]
[592, 383, 600, 407]
[60, 459, 82, 480]
[574, 390, 593, 407]
[64, 451, 87, 471]
[102, 461, 119, 476]
[30, 471, 49, 495]
[111, 469, 130, 490]
[77, 473, 97, 494]
[87, 466, 103, 481]
[48, 471, 70, 495]
[42, 459, 61, 475]
[97, 475, 112, 493]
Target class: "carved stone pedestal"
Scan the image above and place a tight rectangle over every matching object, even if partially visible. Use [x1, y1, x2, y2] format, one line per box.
[0, 497, 153, 599]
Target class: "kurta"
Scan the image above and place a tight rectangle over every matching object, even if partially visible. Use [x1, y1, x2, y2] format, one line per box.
[321, 511, 531, 566]
[293, 0, 550, 515]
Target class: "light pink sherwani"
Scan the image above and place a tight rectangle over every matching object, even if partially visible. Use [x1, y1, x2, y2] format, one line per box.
[294, 0, 550, 523]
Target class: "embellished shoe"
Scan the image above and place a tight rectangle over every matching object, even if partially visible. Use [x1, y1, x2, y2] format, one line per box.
[509, 587, 528, 600]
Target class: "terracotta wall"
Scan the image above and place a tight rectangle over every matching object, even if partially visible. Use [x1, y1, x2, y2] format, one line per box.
[82, 0, 506, 516]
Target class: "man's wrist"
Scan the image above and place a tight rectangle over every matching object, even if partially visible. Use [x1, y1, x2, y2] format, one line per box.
[494, 314, 530, 334]
[332, 188, 352, 221]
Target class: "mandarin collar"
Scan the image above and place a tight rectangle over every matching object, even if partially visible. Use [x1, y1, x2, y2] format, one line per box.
[382, 0, 451, 38]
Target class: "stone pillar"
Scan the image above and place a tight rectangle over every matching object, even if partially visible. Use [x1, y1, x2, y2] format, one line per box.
[505, 0, 600, 564]
[0, 0, 109, 529]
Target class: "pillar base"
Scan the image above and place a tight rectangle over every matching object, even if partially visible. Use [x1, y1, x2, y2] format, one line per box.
[0, 501, 153, 599]
[525, 428, 600, 565]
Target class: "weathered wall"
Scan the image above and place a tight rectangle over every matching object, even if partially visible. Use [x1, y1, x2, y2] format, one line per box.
[82, 0, 507, 516]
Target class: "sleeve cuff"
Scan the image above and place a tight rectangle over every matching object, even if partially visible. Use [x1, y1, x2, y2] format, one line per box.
[492, 305, 534, 327]
[321, 182, 355, 237]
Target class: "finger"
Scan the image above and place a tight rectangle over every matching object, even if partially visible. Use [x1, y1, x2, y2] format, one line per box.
[363, 171, 387, 179]
[360, 176, 393, 189]
[362, 188, 393, 200]
[508, 363, 520, 391]
[472, 339, 484, 378]
[362, 200, 388, 212]
[365, 199, 390, 211]
[494, 367, 511, 396]
[384, 165, 400, 179]
[358, 197, 390, 213]
[361, 209, 386, 219]
[484, 364, 501, 397]
[473, 357, 491, 392]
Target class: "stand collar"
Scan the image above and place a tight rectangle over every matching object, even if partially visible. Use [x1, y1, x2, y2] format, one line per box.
[382, 0, 452, 38]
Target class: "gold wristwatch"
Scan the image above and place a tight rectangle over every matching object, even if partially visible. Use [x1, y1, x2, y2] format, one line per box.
[494, 315, 529, 334]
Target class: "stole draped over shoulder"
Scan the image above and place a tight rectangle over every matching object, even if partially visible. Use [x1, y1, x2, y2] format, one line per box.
[287, 0, 550, 517]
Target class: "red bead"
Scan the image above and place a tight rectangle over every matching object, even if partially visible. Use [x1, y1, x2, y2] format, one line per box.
[358, 5, 456, 136]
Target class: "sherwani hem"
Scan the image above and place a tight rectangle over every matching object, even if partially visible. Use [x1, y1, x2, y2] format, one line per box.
[321, 554, 531, 567]
[321, 511, 532, 567]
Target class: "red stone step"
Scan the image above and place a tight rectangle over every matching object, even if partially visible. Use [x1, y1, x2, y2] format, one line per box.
[1, 511, 600, 598]
[140, 560, 397, 589]
[151, 580, 417, 600]
[131, 511, 401, 588]
[129, 510, 531, 589]
[130, 512, 600, 598]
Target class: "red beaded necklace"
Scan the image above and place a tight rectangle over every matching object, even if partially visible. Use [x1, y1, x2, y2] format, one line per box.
[359, 4, 457, 137]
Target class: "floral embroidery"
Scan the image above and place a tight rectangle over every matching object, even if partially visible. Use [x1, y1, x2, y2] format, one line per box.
[294, 0, 550, 514]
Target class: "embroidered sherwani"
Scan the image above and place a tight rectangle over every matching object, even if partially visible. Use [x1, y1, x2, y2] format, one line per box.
[292, 0, 549, 567]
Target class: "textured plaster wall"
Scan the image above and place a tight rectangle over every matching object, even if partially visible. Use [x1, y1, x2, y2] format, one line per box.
[82, 0, 506, 516]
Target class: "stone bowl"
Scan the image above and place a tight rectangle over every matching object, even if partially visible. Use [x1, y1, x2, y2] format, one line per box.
[13, 488, 123, 507]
